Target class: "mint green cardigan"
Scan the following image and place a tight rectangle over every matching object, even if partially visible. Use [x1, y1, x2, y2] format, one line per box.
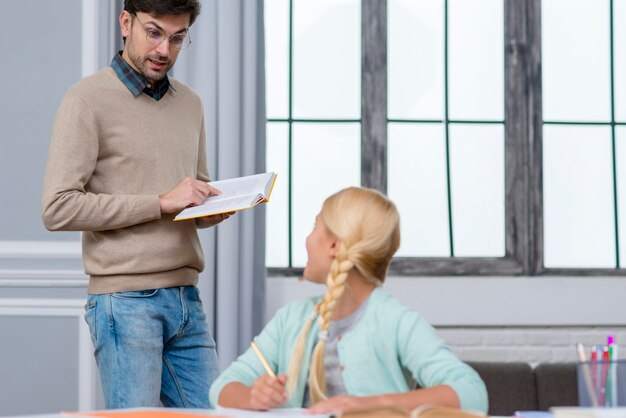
[209, 288, 488, 412]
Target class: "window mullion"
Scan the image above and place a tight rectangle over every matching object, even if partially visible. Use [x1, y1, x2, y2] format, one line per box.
[527, 0, 544, 275]
[502, 0, 537, 275]
[361, 0, 387, 193]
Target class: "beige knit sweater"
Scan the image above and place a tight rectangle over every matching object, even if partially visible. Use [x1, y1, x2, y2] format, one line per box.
[42, 67, 212, 294]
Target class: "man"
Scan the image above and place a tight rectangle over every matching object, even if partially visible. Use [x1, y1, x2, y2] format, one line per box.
[42, 0, 228, 409]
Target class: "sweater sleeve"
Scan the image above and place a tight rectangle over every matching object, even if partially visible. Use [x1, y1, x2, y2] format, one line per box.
[41, 90, 161, 232]
[396, 311, 488, 413]
[194, 113, 216, 229]
[209, 304, 287, 407]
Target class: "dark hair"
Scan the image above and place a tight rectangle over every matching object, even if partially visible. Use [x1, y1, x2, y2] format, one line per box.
[124, 0, 201, 26]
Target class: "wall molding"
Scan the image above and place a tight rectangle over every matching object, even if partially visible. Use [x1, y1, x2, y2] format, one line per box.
[0, 241, 82, 260]
[0, 269, 88, 288]
[0, 298, 99, 410]
[0, 298, 85, 309]
[0, 241, 86, 287]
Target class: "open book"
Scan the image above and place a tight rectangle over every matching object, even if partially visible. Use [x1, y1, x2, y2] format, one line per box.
[174, 172, 277, 221]
[340, 406, 488, 418]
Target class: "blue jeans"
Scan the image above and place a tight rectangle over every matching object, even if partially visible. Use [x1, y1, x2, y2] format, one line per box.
[84, 286, 219, 409]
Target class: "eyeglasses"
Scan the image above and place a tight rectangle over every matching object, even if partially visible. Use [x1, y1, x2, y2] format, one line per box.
[132, 13, 192, 50]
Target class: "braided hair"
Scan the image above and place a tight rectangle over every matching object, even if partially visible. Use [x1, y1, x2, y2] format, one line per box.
[286, 187, 401, 403]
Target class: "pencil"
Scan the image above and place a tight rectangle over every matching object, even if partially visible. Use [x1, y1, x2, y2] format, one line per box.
[251, 341, 276, 378]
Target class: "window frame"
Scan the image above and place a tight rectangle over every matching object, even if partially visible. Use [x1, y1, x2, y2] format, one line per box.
[267, 0, 626, 277]
[358, 0, 532, 276]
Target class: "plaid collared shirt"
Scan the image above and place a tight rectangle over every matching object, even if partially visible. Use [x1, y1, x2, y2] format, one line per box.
[111, 51, 175, 101]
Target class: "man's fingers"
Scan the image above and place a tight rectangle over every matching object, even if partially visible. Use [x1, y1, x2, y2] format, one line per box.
[194, 181, 211, 198]
[207, 184, 222, 196]
[194, 188, 209, 204]
[186, 181, 213, 206]
[161, 178, 220, 213]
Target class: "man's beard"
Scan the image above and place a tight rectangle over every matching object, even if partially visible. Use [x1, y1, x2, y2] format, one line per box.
[128, 48, 172, 82]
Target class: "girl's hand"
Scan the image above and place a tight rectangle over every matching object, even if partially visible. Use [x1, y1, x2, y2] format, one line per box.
[248, 374, 288, 410]
[308, 395, 376, 414]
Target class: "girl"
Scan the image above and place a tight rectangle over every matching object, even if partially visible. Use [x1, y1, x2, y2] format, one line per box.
[209, 187, 487, 414]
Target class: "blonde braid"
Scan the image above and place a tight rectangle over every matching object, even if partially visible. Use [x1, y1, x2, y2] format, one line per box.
[308, 243, 354, 404]
[286, 302, 321, 396]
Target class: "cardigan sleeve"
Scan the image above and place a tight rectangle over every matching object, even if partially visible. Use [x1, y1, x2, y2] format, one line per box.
[396, 310, 488, 413]
[209, 304, 287, 407]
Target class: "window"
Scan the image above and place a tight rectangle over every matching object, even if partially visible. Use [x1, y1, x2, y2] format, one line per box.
[264, 0, 626, 276]
[388, 0, 504, 260]
[542, 0, 624, 270]
[265, 0, 362, 272]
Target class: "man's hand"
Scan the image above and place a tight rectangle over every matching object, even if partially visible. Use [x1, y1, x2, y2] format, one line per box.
[159, 177, 221, 214]
[197, 211, 235, 227]
[248, 374, 288, 411]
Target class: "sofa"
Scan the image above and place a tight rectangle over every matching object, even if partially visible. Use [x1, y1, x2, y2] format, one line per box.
[467, 362, 579, 416]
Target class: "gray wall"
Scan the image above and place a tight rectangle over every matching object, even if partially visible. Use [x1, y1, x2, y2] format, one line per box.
[1, 0, 81, 242]
[0, 0, 120, 415]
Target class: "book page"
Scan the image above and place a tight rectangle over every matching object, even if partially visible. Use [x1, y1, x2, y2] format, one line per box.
[175, 194, 259, 220]
[209, 173, 275, 201]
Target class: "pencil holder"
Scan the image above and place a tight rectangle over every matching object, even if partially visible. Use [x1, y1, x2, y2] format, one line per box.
[577, 360, 626, 407]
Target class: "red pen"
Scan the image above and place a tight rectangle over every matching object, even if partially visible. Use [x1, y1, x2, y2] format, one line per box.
[591, 346, 598, 393]
[599, 346, 610, 406]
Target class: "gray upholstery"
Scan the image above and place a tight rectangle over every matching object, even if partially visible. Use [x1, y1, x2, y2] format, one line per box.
[464, 362, 579, 415]
[467, 362, 538, 416]
[534, 362, 579, 410]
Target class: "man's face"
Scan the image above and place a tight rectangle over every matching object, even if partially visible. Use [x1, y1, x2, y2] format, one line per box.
[120, 11, 190, 83]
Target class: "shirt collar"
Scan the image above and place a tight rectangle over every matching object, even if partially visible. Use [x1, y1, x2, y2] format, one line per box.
[111, 51, 176, 101]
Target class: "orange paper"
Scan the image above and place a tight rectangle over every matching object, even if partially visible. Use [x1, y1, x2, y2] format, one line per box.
[64, 411, 229, 418]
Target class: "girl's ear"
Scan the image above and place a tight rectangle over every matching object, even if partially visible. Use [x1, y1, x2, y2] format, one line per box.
[328, 238, 340, 258]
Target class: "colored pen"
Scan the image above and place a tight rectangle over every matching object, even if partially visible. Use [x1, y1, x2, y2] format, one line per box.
[250, 340, 277, 379]
[608, 336, 617, 407]
[590, 345, 598, 395]
[600, 345, 610, 406]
